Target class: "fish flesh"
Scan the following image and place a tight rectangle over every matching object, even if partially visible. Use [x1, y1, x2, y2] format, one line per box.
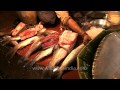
[11, 22, 26, 36]
[0, 24, 46, 46]
[19, 23, 44, 40]
[18, 30, 59, 64]
[49, 30, 78, 67]
[51, 27, 104, 78]
[40, 32, 59, 49]
[21, 31, 59, 66]
[41, 30, 78, 79]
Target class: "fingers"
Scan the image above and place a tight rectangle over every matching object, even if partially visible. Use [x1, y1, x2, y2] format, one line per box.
[83, 35, 91, 45]
[83, 39, 90, 45]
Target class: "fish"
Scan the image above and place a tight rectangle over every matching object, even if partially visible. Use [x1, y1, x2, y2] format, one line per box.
[23, 46, 55, 68]
[52, 27, 104, 78]
[17, 35, 44, 64]
[41, 30, 78, 79]
[48, 30, 78, 67]
[42, 27, 104, 79]
[11, 22, 26, 36]
[52, 43, 85, 79]
[21, 31, 59, 67]
[6, 36, 40, 60]
[18, 22, 45, 40]
[40, 32, 59, 49]
[18, 25, 46, 41]
[0, 24, 46, 46]
[0, 35, 21, 46]
[18, 30, 59, 64]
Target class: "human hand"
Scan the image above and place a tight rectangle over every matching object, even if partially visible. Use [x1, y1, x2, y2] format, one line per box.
[82, 33, 91, 45]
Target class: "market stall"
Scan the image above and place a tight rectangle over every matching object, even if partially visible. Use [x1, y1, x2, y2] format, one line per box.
[0, 11, 120, 79]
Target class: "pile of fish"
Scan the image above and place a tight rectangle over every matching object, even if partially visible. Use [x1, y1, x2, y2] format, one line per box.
[0, 20, 105, 79]
[0, 21, 83, 79]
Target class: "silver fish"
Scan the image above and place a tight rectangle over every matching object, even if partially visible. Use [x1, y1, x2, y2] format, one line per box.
[1, 27, 46, 46]
[41, 30, 78, 79]
[40, 47, 69, 79]
[23, 46, 55, 68]
[53, 43, 85, 79]
[6, 36, 40, 60]
[48, 30, 78, 67]
[17, 36, 44, 64]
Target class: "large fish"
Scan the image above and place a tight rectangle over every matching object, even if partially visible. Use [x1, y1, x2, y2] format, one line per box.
[50, 27, 104, 79]
[52, 43, 85, 79]
[18, 22, 44, 40]
[18, 30, 59, 64]
[23, 46, 55, 68]
[41, 30, 78, 79]
[21, 31, 59, 67]
[49, 30, 78, 67]
[52, 27, 104, 79]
